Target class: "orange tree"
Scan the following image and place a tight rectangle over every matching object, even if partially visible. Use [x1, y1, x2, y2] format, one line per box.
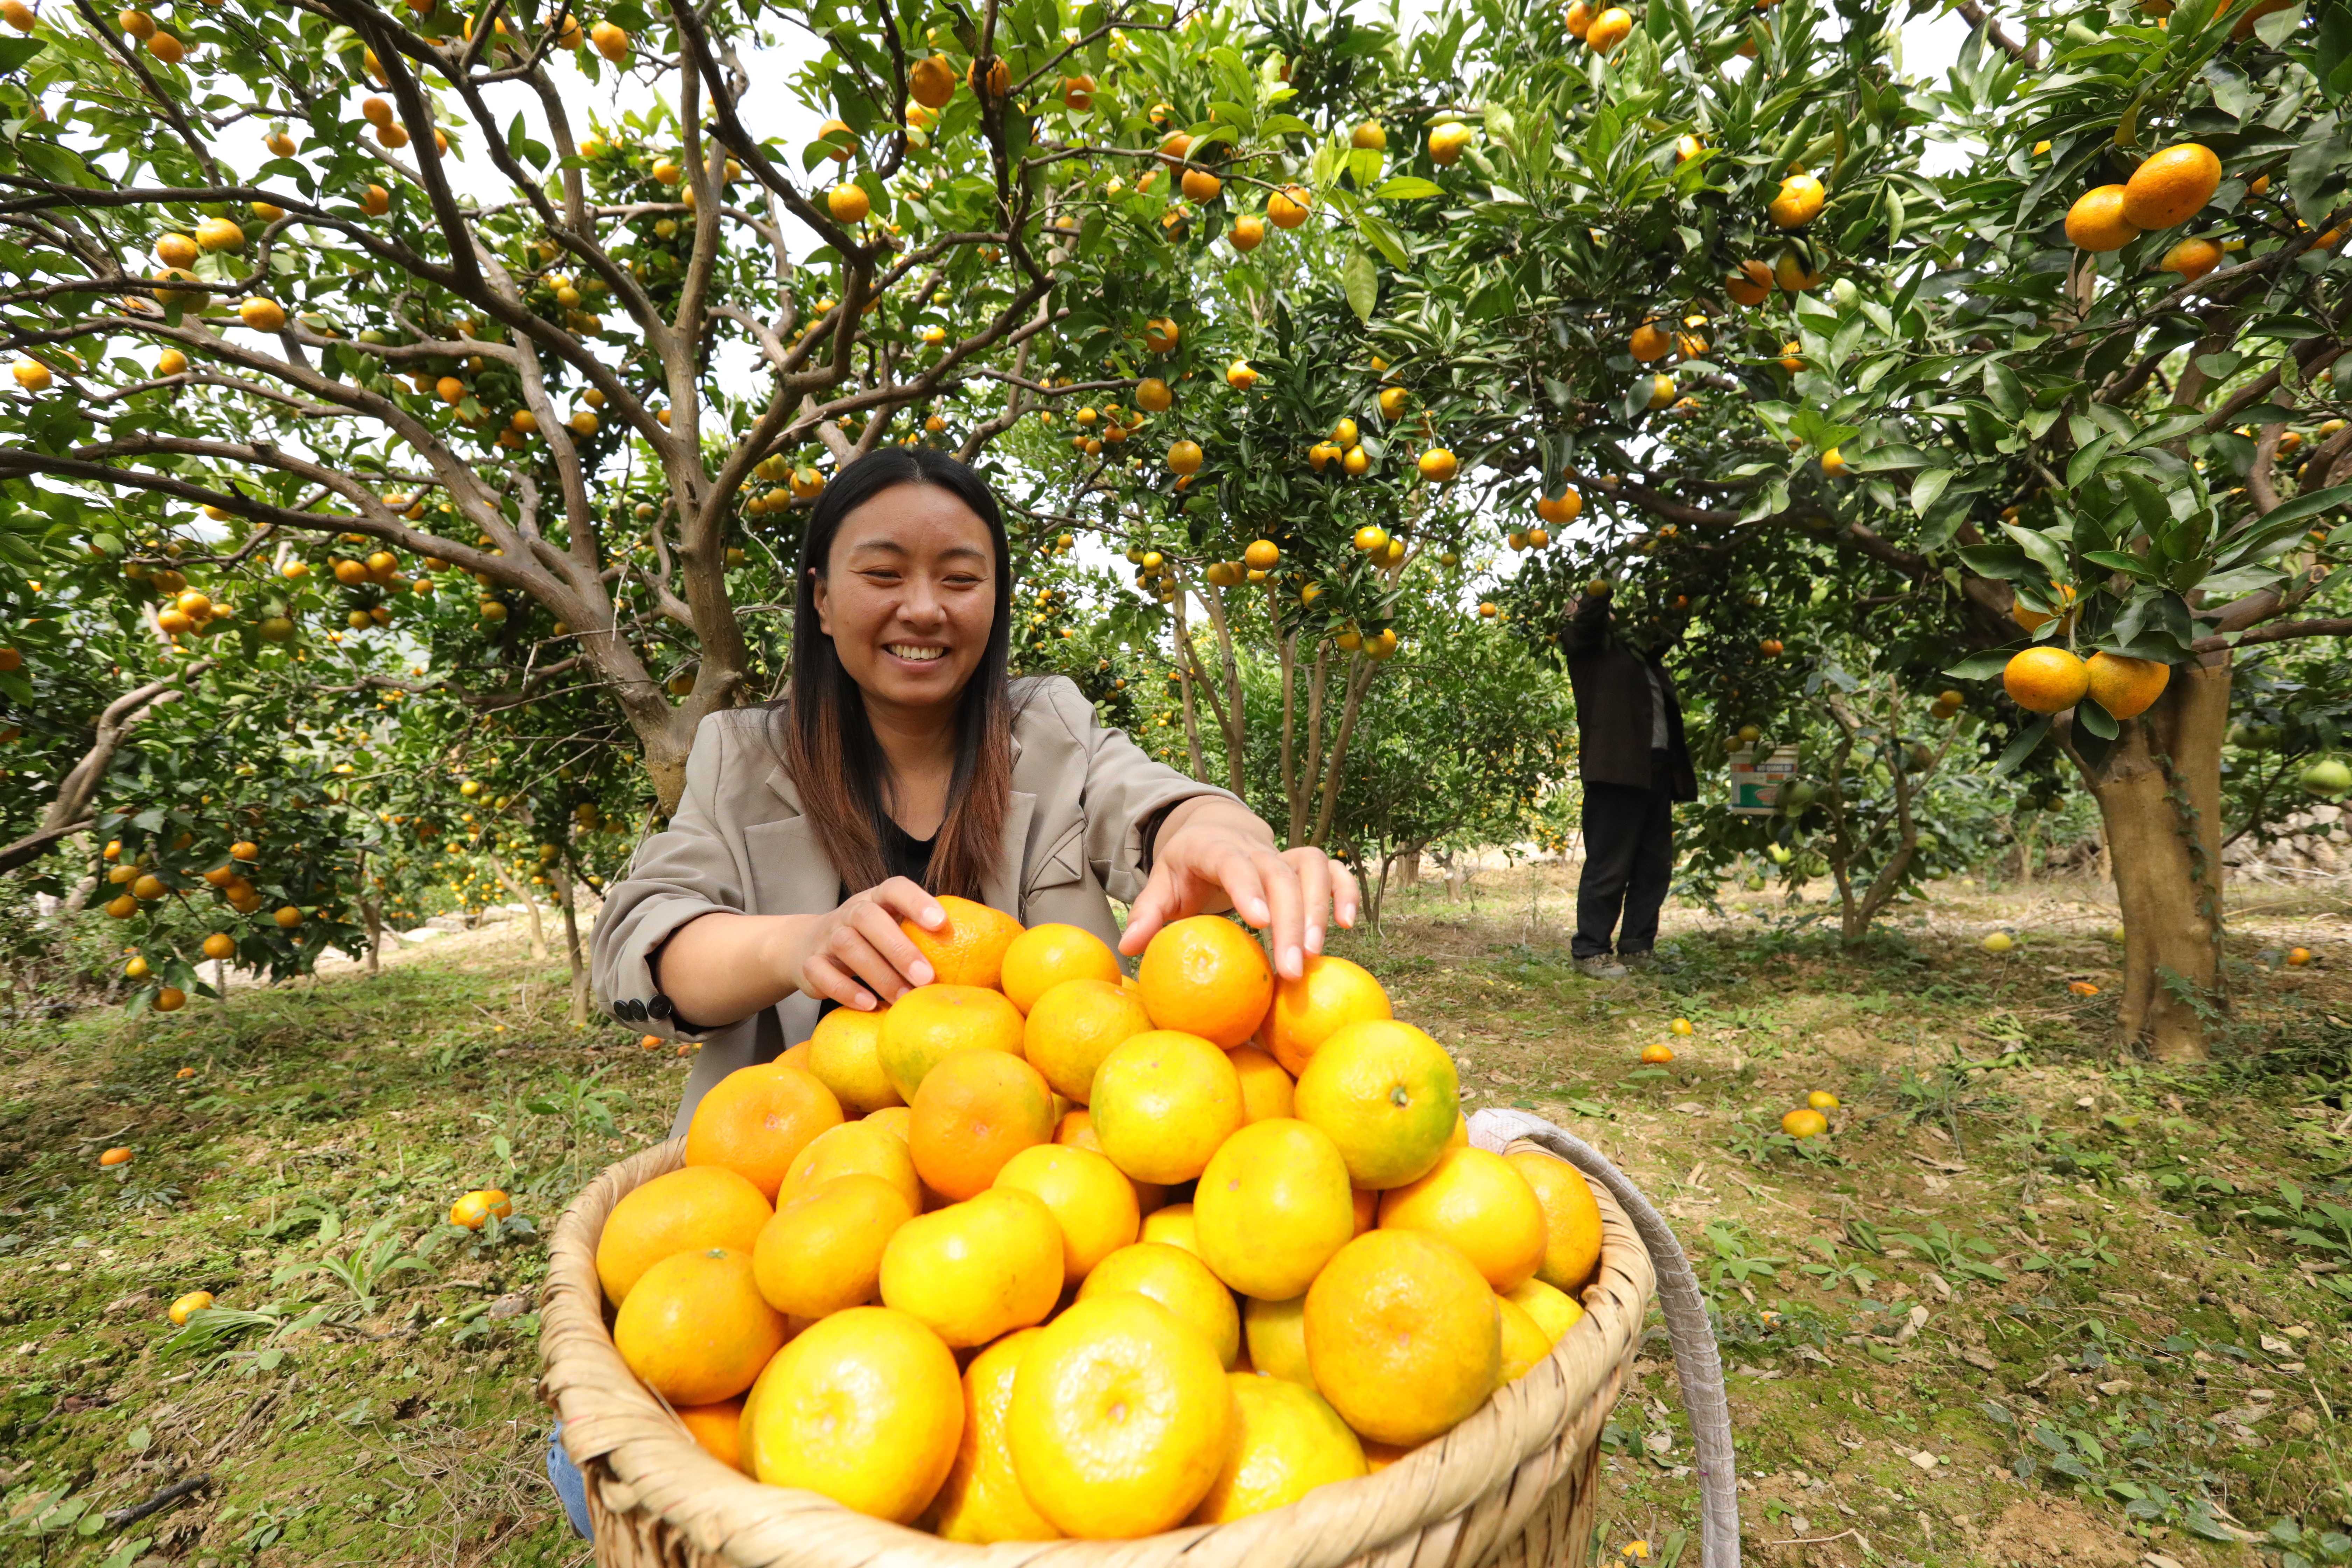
[1371, 0, 2352, 1056]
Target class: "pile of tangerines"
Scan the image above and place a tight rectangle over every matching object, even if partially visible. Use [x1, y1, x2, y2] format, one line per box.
[590, 904, 1604, 1540]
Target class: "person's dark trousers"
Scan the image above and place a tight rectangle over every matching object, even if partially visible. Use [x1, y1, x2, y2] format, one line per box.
[1573, 749, 1676, 960]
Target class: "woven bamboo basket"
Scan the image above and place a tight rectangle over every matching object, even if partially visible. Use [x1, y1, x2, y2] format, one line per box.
[541, 1134, 1659, 1568]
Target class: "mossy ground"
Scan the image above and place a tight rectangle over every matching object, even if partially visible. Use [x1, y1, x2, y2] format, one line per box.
[1, 870, 2344, 1568]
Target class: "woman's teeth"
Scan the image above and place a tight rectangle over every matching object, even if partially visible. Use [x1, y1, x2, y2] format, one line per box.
[887, 644, 946, 662]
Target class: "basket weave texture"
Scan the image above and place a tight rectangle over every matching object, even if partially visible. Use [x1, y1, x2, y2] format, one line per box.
[541, 1136, 1657, 1568]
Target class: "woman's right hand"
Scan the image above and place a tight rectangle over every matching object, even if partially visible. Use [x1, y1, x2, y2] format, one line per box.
[780, 876, 946, 1010]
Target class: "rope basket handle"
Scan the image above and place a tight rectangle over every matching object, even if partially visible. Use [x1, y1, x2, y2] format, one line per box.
[1469, 1109, 1741, 1568]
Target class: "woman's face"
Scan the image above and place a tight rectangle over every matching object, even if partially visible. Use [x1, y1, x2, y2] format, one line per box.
[813, 482, 996, 723]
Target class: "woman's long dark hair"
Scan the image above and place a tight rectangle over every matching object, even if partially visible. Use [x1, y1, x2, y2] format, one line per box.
[778, 448, 1016, 901]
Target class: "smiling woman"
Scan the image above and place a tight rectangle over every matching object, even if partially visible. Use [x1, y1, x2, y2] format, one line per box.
[592, 449, 1359, 1130]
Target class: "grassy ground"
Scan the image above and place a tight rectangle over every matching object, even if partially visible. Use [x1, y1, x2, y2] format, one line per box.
[0, 871, 2345, 1568]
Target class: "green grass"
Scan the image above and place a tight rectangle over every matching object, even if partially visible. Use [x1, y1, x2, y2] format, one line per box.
[0, 874, 2345, 1568]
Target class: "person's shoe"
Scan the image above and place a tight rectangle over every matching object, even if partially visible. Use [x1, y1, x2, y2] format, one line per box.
[1573, 954, 1629, 980]
[1618, 949, 1658, 972]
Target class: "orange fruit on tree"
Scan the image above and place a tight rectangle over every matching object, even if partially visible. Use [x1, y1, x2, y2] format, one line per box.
[2065, 185, 2140, 252]
[1077, 1241, 1241, 1367]
[1229, 1044, 1295, 1121]
[612, 1246, 788, 1406]
[1266, 953, 1391, 1076]
[903, 895, 1023, 989]
[1024, 977, 1152, 1101]
[878, 1186, 1063, 1346]
[1089, 1030, 1245, 1183]
[909, 54, 955, 108]
[878, 983, 1023, 1100]
[1267, 185, 1312, 227]
[1496, 1294, 1553, 1382]
[1292, 1018, 1460, 1189]
[1505, 1275, 1586, 1344]
[1136, 915, 1272, 1047]
[1584, 5, 1632, 51]
[1768, 172, 1825, 229]
[1190, 1372, 1367, 1523]
[928, 1327, 1063, 1542]
[909, 1046, 1056, 1200]
[776, 1118, 921, 1212]
[596, 1164, 772, 1305]
[806, 1006, 902, 1114]
[1726, 259, 1773, 305]
[2161, 236, 2222, 281]
[1005, 1292, 1235, 1538]
[2123, 142, 2222, 230]
[1139, 1202, 1199, 1255]
[2012, 581, 2077, 632]
[674, 1398, 746, 1472]
[1000, 922, 1121, 1012]
[1507, 1149, 1604, 1294]
[684, 1062, 844, 1199]
[1304, 1229, 1501, 1445]
[1377, 1146, 1546, 1291]
[1055, 1107, 1167, 1213]
[1244, 1292, 1313, 1386]
[1629, 320, 1672, 362]
[752, 1171, 917, 1317]
[2003, 646, 2091, 714]
[743, 1305, 962, 1520]
[992, 1142, 1138, 1282]
[1193, 1118, 1356, 1300]
[2084, 651, 2171, 720]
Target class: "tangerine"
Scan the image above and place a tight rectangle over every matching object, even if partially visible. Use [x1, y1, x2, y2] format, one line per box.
[2065, 185, 2140, 252]
[878, 984, 1024, 1101]
[928, 1328, 1063, 1541]
[2122, 143, 2222, 230]
[596, 1164, 772, 1305]
[1089, 1030, 1244, 1183]
[744, 1305, 963, 1521]
[1055, 1108, 1167, 1213]
[1304, 1229, 1500, 1445]
[909, 1046, 1056, 1200]
[992, 1142, 1139, 1282]
[878, 1187, 1064, 1346]
[776, 1118, 922, 1212]
[903, 895, 1023, 989]
[1507, 1149, 1604, 1294]
[1496, 1295, 1553, 1382]
[684, 1063, 843, 1199]
[1377, 1146, 1547, 1291]
[2084, 651, 2170, 721]
[1190, 1372, 1366, 1523]
[1292, 1018, 1460, 1189]
[1194, 1118, 1356, 1300]
[1077, 1241, 1241, 1367]
[674, 1399, 745, 1472]
[613, 1247, 787, 1406]
[1000, 922, 1121, 1012]
[1505, 1275, 1586, 1344]
[1265, 954, 1392, 1076]
[1229, 1045, 1296, 1121]
[2003, 646, 2090, 714]
[752, 1171, 916, 1317]
[806, 1006, 904, 1114]
[1139, 1202, 1200, 1256]
[1136, 915, 1272, 1048]
[1023, 977, 1152, 1101]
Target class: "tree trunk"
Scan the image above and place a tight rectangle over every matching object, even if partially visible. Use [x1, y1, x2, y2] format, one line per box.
[490, 857, 551, 960]
[2067, 661, 2231, 1060]
[555, 868, 590, 1028]
[1398, 848, 1421, 887]
[362, 895, 382, 978]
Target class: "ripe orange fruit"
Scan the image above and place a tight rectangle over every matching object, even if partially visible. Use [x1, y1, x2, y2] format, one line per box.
[2084, 651, 2170, 720]
[1268, 185, 1311, 227]
[1000, 922, 1121, 1012]
[909, 54, 955, 108]
[878, 1187, 1064, 1346]
[1507, 1150, 1604, 1294]
[1584, 5, 1632, 51]
[1023, 977, 1152, 1101]
[596, 1165, 772, 1305]
[1078, 1241, 1241, 1367]
[1191, 1372, 1367, 1523]
[1726, 259, 1773, 305]
[1089, 1030, 1244, 1183]
[752, 1172, 916, 1317]
[168, 1290, 214, 1325]
[1244, 1292, 1313, 1386]
[1006, 1292, 1235, 1538]
[1782, 1107, 1829, 1138]
[1768, 172, 1826, 229]
[905, 895, 1023, 989]
[1194, 1118, 1356, 1300]
[1378, 1147, 1546, 1291]
[2004, 646, 2091, 714]
[2123, 142, 2221, 230]
[2161, 236, 2222, 281]
[909, 1047, 1056, 1200]
[1229, 1045, 1295, 1121]
[1139, 1202, 1199, 1255]
[992, 1143, 1138, 1282]
[928, 1328, 1063, 1542]
[1055, 1107, 1168, 1213]
[1640, 1042, 1675, 1064]
[1304, 1229, 1500, 1445]
[743, 1306, 962, 1520]
[1629, 320, 1672, 362]
[1265, 954, 1391, 1076]
[448, 1189, 512, 1228]
[1136, 915, 1272, 1048]
[878, 984, 1024, 1101]
[2287, 947, 2311, 966]
[1496, 1295, 1553, 1382]
[806, 1006, 903, 1114]
[1505, 1275, 1586, 1344]
[674, 1399, 745, 1472]
[2065, 185, 2140, 252]
[1292, 1018, 1460, 1189]
[684, 1063, 844, 1199]
[613, 1247, 788, 1406]
[776, 1118, 921, 1212]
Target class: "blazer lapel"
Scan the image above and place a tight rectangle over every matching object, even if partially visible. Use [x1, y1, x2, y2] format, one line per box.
[743, 811, 839, 917]
[983, 791, 1035, 918]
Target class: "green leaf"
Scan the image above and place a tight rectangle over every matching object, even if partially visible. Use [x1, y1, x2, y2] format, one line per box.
[1910, 468, 1954, 516]
[1992, 717, 2052, 776]
[2076, 698, 2118, 740]
[1356, 209, 1411, 270]
[1341, 250, 1378, 321]
[1371, 176, 1445, 200]
[0, 35, 43, 71]
[1942, 650, 2014, 680]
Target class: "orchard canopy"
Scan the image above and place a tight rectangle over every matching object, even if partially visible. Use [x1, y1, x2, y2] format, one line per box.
[1, 0, 2348, 1054]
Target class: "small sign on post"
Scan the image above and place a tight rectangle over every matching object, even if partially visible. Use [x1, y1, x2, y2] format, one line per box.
[1727, 745, 1800, 815]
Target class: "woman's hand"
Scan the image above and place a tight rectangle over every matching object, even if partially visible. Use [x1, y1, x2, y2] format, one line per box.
[1120, 797, 1358, 980]
[779, 876, 946, 1010]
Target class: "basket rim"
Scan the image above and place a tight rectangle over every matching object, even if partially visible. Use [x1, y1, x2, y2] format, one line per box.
[540, 1135, 1656, 1568]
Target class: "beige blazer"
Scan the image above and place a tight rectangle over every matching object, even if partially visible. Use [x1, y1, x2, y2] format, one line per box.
[591, 676, 1236, 1130]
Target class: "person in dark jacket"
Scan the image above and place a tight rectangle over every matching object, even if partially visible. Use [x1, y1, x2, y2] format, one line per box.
[1561, 582, 1696, 978]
